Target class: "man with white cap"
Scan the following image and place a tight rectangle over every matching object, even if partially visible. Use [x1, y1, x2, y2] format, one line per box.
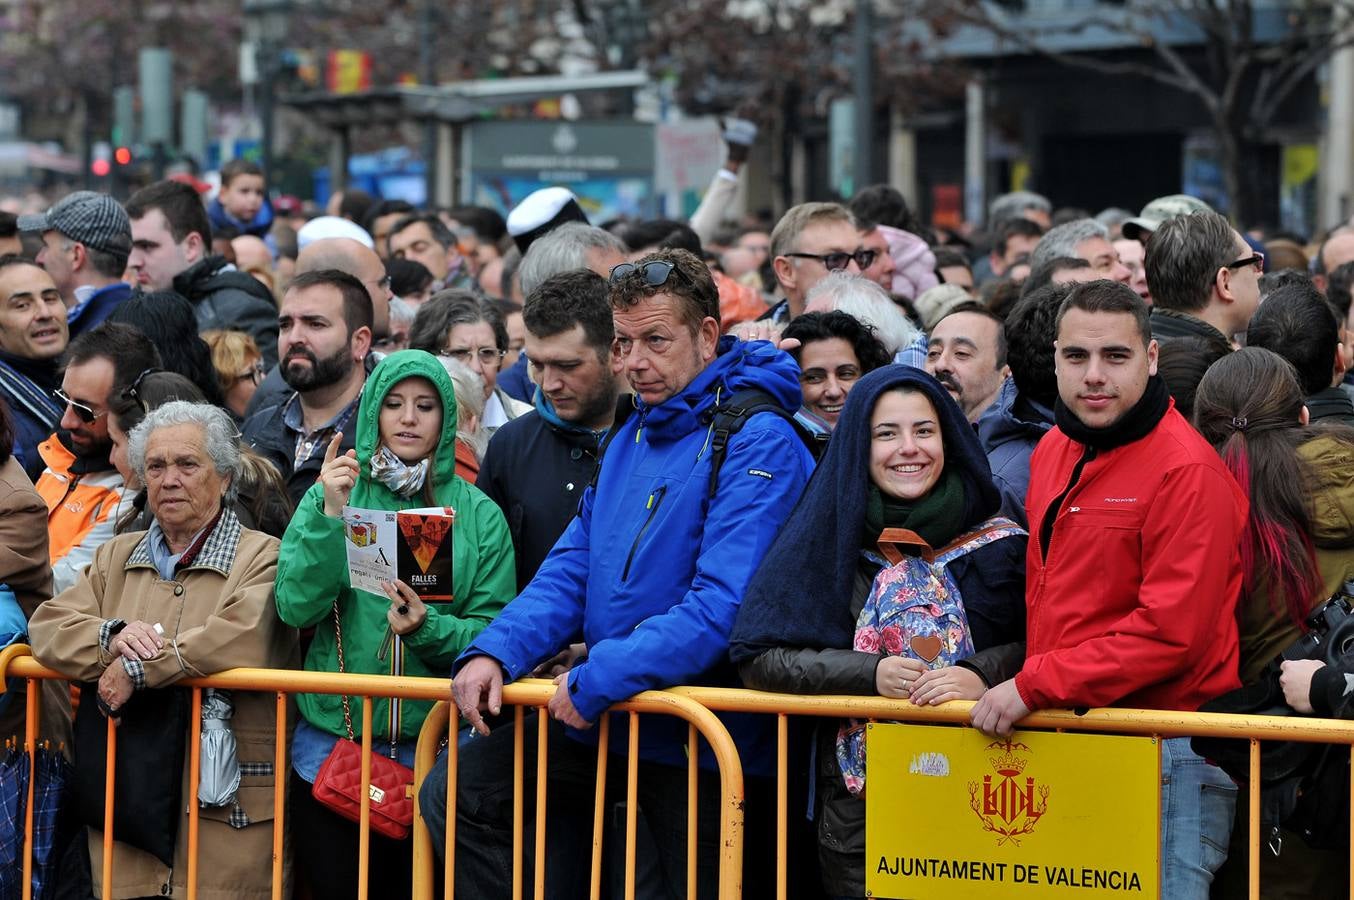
[506, 187, 590, 255]
[20, 191, 134, 337]
[296, 215, 376, 252]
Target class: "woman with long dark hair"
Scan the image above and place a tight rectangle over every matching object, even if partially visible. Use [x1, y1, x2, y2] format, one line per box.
[107, 292, 227, 407]
[1193, 347, 1354, 898]
[1194, 348, 1354, 683]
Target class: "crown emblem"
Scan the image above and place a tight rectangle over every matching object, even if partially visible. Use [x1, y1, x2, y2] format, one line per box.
[989, 745, 1028, 777]
[969, 739, 1049, 846]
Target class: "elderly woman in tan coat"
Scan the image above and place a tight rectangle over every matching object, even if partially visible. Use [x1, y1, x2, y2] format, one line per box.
[29, 401, 297, 900]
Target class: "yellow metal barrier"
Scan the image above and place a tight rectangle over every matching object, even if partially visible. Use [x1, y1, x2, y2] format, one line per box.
[9, 641, 1354, 900]
[0, 647, 744, 900]
[410, 683, 745, 900]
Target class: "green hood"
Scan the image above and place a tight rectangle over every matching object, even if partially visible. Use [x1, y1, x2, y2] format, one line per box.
[350, 349, 459, 510]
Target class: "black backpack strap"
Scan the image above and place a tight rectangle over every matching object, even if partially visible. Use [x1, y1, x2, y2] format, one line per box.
[706, 388, 811, 498]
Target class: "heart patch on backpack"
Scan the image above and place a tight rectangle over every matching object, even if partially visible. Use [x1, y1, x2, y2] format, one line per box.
[910, 634, 943, 662]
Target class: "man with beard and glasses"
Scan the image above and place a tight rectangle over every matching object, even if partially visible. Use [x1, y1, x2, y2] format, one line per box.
[242, 269, 373, 506]
[35, 322, 159, 592]
[475, 268, 623, 591]
[926, 304, 1010, 423]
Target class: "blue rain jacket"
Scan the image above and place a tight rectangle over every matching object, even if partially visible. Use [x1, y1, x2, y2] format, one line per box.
[459, 336, 816, 771]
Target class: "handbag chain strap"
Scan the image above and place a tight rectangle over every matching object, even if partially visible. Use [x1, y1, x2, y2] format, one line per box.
[332, 601, 356, 742]
[331, 601, 400, 755]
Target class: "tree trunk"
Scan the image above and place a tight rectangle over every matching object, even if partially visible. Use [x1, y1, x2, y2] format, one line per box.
[1215, 116, 1247, 225]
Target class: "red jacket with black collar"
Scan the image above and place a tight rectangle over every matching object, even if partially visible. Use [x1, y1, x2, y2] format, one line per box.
[1015, 401, 1248, 713]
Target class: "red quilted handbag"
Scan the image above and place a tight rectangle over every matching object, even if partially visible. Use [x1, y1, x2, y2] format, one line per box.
[311, 603, 416, 841]
[312, 737, 415, 840]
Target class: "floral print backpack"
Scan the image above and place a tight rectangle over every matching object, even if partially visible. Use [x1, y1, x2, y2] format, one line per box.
[835, 518, 1025, 795]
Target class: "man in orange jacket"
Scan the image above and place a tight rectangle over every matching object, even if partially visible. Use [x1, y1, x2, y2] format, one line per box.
[970, 280, 1247, 899]
[36, 322, 157, 592]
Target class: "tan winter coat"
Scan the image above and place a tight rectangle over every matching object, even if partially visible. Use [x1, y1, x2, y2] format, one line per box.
[0, 454, 70, 751]
[28, 510, 298, 900]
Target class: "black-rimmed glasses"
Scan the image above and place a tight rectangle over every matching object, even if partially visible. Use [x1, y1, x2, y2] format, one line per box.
[236, 361, 266, 386]
[119, 367, 163, 412]
[783, 249, 878, 272]
[1226, 253, 1264, 273]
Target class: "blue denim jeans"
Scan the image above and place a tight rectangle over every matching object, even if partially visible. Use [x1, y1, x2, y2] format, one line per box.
[1160, 736, 1237, 899]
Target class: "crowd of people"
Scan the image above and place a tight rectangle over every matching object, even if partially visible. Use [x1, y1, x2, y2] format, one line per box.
[1, 131, 1353, 900]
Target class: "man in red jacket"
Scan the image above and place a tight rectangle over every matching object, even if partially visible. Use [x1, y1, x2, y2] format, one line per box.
[971, 279, 1247, 899]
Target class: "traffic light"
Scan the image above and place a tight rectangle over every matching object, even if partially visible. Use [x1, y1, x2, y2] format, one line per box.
[91, 141, 111, 179]
[114, 147, 132, 165]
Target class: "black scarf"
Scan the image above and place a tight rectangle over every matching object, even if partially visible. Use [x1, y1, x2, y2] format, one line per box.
[862, 470, 967, 551]
[1054, 375, 1171, 451]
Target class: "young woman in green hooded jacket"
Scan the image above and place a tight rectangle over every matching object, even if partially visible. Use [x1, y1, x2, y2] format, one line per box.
[276, 349, 515, 899]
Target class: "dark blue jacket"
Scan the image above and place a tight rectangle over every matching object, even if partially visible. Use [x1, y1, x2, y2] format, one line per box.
[0, 351, 62, 482]
[459, 337, 815, 770]
[496, 353, 534, 403]
[732, 365, 1025, 666]
[172, 256, 280, 368]
[67, 282, 132, 339]
[240, 392, 359, 508]
[476, 396, 608, 592]
[975, 378, 1054, 528]
[208, 196, 276, 246]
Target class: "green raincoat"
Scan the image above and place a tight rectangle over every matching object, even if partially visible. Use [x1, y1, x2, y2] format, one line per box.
[276, 350, 515, 742]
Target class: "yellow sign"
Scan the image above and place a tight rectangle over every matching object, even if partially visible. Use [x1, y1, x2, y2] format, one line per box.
[1282, 144, 1318, 190]
[864, 724, 1159, 899]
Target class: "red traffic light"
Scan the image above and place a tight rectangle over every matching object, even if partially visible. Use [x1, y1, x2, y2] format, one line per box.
[91, 159, 111, 177]
[114, 147, 132, 165]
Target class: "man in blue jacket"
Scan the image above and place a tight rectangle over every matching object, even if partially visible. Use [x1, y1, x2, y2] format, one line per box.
[421, 248, 816, 899]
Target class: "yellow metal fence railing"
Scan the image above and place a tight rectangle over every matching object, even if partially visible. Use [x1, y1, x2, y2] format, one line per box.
[7, 643, 1354, 900]
[0, 646, 743, 900]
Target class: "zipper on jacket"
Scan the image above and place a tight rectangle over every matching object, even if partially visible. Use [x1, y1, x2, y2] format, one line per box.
[1038, 446, 1096, 563]
[622, 485, 666, 582]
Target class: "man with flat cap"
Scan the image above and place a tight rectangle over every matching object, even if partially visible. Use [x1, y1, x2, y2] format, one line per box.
[20, 191, 134, 337]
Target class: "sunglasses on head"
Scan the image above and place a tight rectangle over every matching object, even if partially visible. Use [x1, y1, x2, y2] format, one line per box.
[609, 259, 693, 288]
[783, 249, 878, 272]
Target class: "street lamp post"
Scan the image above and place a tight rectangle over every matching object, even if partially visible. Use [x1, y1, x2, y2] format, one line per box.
[244, 0, 293, 179]
[853, 0, 874, 192]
